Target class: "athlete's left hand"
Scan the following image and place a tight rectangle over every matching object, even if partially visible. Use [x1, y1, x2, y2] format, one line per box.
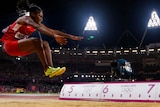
[54, 34, 68, 45]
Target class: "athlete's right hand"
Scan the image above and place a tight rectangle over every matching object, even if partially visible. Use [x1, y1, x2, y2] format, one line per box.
[69, 35, 83, 41]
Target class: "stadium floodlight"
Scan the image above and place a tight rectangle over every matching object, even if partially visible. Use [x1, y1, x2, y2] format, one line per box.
[83, 15, 99, 41]
[139, 9, 160, 48]
[84, 16, 98, 31]
[147, 10, 160, 28]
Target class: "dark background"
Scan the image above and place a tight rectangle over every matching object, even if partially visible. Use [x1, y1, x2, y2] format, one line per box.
[1, 0, 160, 48]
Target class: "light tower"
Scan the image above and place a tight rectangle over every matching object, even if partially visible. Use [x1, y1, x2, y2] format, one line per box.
[83, 15, 99, 41]
[139, 9, 160, 48]
[84, 16, 98, 31]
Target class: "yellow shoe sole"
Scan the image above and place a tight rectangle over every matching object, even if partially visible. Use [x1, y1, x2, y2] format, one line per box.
[49, 67, 66, 78]
[45, 67, 60, 76]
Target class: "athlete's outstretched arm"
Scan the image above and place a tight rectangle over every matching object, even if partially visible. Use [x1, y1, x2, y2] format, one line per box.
[40, 23, 83, 41]
[17, 16, 83, 45]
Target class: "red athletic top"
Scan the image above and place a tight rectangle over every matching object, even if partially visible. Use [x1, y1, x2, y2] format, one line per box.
[1, 20, 35, 42]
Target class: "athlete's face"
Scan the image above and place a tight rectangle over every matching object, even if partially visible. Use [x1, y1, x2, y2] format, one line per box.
[32, 11, 43, 24]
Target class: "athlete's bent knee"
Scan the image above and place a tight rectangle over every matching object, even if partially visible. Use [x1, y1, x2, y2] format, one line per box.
[31, 38, 43, 49]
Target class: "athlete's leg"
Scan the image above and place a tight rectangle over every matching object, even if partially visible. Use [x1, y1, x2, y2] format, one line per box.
[42, 41, 67, 77]
[17, 38, 66, 77]
[17, 38, 50, 71]
[42, 41, 53, 67]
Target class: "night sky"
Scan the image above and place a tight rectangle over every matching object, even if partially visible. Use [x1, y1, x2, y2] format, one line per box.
[1, 0, 160, 49]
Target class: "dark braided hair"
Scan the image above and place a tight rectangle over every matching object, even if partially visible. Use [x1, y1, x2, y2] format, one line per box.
[16, 0, 42, 16]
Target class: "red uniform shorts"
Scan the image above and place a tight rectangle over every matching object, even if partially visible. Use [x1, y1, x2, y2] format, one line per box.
[3, 40, 30, 56]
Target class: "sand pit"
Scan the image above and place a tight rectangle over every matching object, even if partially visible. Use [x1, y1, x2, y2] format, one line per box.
[0, 94, 159, 107]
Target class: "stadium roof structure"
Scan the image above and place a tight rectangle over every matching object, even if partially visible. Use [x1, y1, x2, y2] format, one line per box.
[115, 29, 140, 48]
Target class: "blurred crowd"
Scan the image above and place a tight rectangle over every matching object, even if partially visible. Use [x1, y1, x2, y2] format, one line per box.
[0, 57, 160, 93]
